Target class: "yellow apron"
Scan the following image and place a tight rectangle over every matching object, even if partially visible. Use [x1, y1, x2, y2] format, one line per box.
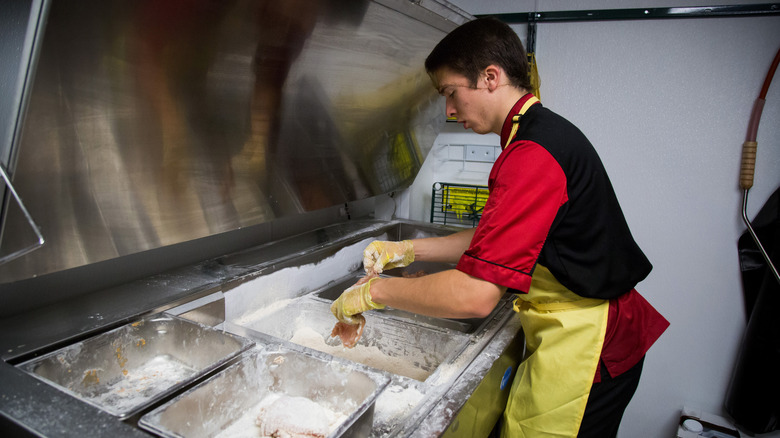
[501, 265, 610, 438]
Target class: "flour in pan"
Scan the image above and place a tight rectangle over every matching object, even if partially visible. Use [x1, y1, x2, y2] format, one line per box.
[289, 326, 431, 381]
[215, 393, 346, 438]
[89, 355, 195, 413]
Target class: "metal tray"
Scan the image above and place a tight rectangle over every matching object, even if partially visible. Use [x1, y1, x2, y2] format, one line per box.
[229, 297, 470, 382]
[139, 346, 390, 438]
[17, 313, 254, 418]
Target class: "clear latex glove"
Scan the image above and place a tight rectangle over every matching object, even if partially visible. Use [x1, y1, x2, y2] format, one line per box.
[330, 277, 385, 324]
[363, 240, 415, 275]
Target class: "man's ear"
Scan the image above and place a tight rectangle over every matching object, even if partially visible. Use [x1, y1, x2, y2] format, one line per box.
[483, 65, 502, 91]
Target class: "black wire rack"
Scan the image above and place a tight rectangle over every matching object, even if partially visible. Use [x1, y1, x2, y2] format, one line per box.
[430, 182, 489, 227]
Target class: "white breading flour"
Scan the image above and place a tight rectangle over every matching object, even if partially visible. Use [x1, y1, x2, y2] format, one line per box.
[224, 237, 381, 323]
[214, 393, 347, 438]
[289, 326, 431, 381]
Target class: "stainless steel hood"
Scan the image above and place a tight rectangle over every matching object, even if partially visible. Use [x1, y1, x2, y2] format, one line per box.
[0, 0, 471, 286]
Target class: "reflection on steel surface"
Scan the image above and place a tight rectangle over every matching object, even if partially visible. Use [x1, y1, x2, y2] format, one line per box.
[0, 163, 44, 265]
[1, 0, 462, 283]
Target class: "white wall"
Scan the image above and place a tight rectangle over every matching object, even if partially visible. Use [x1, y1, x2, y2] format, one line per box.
[397, 125, 498, 223]
[396, 1, 780, 436]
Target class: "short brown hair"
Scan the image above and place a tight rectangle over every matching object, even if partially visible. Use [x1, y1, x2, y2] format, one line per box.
[425, 17, 531, 91]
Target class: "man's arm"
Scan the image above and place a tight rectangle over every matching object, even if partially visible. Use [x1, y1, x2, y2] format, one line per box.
[370, 228, 503, 320]
[412, 227, 476, 264]
[333, 228, 501, 323]
[369, 268, 505, 319]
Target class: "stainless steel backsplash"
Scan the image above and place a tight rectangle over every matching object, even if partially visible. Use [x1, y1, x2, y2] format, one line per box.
[0, 0, 468, 284]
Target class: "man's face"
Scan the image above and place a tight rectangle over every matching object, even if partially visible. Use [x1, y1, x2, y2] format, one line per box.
[433, 68, 494, 135]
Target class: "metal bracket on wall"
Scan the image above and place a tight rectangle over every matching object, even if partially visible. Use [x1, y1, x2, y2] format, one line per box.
[0, 163, 44, 265]
[479, 3, 780, 24]
[526, 19, 537, 59]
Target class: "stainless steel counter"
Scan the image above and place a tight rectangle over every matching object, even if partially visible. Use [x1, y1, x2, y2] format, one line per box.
[0, 220, 523, 437]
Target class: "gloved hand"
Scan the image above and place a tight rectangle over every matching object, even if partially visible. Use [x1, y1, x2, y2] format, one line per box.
[363, 240, 415, 275]
[330, 277, 385, 324]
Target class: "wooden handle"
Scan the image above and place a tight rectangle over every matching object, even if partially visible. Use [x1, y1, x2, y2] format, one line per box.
[740, 141, 757, 189]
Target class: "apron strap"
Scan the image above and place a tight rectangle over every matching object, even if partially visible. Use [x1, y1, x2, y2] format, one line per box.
[503, 95, 540, 149]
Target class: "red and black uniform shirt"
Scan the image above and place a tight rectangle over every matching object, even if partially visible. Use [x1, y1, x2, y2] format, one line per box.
[457, 94, 669, 381]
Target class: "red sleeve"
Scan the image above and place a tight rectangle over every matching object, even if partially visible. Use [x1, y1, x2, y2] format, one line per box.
[456, 140, 569, 292]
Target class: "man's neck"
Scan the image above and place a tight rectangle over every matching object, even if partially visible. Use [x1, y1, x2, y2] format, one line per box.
[491, 87, 529, 135]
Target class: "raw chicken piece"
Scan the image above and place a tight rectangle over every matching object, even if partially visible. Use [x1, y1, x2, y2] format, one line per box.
[330, 314, 365, 348]
[256, 395, 329, 438]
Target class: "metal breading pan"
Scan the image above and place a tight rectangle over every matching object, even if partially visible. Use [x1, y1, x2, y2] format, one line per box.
[17, 313, 255, 418]
[138, 346, 390, 438]
[231, 296, 471, 383]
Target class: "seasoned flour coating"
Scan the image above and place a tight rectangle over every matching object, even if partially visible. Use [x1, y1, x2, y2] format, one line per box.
[256, 395, 329, 438]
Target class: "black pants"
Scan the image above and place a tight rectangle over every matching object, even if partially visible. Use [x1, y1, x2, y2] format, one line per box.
[578, 356, 645, 438]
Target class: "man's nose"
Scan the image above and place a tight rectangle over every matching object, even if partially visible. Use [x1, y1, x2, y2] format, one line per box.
[446, 102, 456, 118]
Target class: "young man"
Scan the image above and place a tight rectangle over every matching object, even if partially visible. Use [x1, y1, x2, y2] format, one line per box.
[331, 17, 669, 437]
